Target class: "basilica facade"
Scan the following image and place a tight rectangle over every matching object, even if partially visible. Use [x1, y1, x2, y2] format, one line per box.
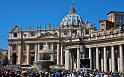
[8, 4, 124, 73]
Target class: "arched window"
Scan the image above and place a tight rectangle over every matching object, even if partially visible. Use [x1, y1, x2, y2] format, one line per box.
[30, 43, 35, 50]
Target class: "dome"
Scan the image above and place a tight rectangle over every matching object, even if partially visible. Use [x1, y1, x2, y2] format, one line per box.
[60, 4, 84, 27]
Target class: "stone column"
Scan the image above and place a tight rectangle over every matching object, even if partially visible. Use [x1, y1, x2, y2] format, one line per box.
[57, 44, 60, 64]
[50, 43, 54, 61]
[111, 45, 115, 72]
[26, 44, 30, 64]
[8, 45, 12, 61]
[77, 48, 80, 71]
[120, 45, 124, 73]
[118, 57, 120, 72]
[35, 44, 38, 62]
[104, 47, 107, 72]
[101, 58, 104, 72]
[109, 58, 112, 72]
[89, 48, 92, 70]
[65, 49, 70, 70]
[60, 44, 63, 65]
[17, 45, 21, 65]
[38, 44, 40, 60]
[96, 47, 99, 70]
[70, 52, 72, 70]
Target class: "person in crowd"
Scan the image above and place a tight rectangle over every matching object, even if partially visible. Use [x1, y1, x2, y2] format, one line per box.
[54, 70, 62, 77]
[95, 73, 101, 77]
[104, 73, 109, 77]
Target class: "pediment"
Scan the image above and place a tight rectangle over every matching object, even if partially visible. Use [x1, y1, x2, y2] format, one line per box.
[37, 32, 59, 38]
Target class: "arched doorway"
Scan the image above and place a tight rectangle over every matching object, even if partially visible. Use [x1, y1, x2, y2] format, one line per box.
[12, 52, 17, 65]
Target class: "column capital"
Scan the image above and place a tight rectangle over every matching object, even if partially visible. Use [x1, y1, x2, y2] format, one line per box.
[119, 44, 122, 46]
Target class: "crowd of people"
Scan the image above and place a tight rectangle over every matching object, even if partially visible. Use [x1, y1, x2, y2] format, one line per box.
[50, 70, 121, 77]
[0, 65, 122, 77]
[0, 65, 41, 77]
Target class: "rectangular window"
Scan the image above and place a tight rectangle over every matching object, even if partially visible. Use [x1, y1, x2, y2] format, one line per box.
[30, 32, 35, 36]
[13, 33, 17, 37]
[23, 45, 26, 51]
[40, 44, 43, 50]
[12, 44, 17, 51]
[85, 29, 89, 34]
[115, 15, 121, 23]
[24, 34, 27, 37]
[30, 44, 35, 50]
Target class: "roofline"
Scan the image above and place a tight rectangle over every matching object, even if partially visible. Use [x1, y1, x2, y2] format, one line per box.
[99, 20, 109, 22]
[107, 11, 124, 15]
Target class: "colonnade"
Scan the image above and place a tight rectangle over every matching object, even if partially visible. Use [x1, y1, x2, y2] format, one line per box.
[8, 42, 64, 65]
[89, 45, 124, 73]
[8, 42, 124, 73]
[65, 44, 124, 73]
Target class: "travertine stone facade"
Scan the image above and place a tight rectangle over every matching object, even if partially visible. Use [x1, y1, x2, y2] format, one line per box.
[8, 4, 124, 73]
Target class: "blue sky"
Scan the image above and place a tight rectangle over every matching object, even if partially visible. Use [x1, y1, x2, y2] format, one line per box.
[0, 0, 124, 49]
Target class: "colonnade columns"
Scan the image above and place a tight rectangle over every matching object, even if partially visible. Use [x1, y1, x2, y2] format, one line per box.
[70, 51, 72, 70]
[96, 47, 99, 70]
[109, 53, 112, 72]
[8, 45, 11, 61]
[17, 44, 21, 65]
[89, 48, 92, 70]
[117, 50, 120, 72]
[26, 44, 30, 64]
[77, 48, 80, 71]
[57, 43, 60, 64]
[38, 44, 40, 60]
[103, 47, 107, 72]
[60, 44, 63, 65]
[35, 44, 38, 62]
[65, 49, 70, 70]
[111, 46, 115, 72]
[119, 45, 124, 73]
[50, 44, 54, 61]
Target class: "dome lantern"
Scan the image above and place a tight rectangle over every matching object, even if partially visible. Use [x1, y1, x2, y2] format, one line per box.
[69, 4, 76, 14]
